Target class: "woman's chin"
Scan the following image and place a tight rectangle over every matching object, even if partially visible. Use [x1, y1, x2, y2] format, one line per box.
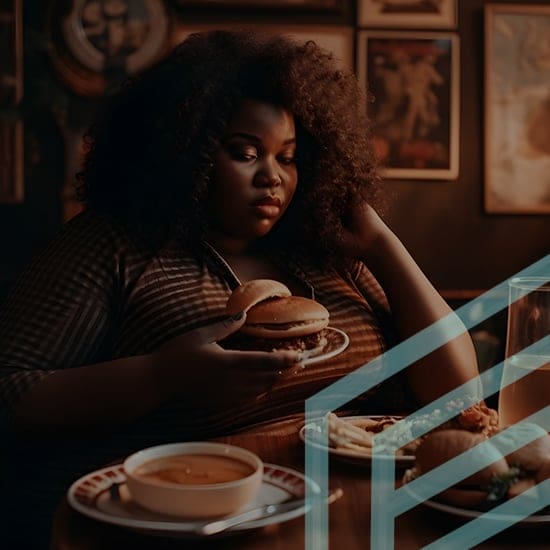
[249, 219, 278, 238]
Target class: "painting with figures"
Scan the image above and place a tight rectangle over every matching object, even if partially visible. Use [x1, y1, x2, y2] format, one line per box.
[485, 5, 550, 214]
[357, 31, 459, 180]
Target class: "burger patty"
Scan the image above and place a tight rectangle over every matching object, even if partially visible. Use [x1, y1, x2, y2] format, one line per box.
[245, 319, 326, 330]
[221, 329, 328, 352]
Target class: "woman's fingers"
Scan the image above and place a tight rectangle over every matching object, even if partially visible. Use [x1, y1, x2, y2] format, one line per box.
[157, 321, 304, 402]
[176, 312, 248, 345]
[224, 349, 302, 372]
[220, 349, 304, 398]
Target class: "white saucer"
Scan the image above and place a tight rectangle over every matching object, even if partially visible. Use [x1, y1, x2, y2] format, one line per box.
[68, 463, 320, 537]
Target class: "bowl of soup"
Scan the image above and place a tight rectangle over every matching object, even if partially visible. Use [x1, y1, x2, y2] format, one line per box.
[124, 442, 263, 518]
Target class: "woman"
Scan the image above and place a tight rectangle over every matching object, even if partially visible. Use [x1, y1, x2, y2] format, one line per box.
[0, 31, 478, 545]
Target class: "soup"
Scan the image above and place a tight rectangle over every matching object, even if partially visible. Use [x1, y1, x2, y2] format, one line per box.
[133, 453, 256, 485]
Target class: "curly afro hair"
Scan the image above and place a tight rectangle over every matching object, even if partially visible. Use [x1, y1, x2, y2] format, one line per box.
[77, 30, 384, 262]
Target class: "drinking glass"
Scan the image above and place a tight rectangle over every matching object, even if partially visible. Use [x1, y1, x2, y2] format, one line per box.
[498, 277, 550, 428]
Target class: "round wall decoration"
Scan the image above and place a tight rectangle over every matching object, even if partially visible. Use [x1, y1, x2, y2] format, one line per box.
[48, 0, 170, 96]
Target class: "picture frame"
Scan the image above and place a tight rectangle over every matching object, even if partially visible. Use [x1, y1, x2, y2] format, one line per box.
[0, 0, 24, 203]
[358, 0, 457, 29]
[47, 0, 170, 96]
[174, 0, 345, 11]
[0, 122, 24, 204]
[484, 4, 550, 214]
[357, 31, 460, 180]
[171, 24, 354, 70]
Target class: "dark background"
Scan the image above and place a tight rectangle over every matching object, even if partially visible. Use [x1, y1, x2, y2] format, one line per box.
[1, 0, 548, 302]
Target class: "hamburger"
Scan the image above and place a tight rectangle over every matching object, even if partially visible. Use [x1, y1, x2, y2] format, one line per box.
[410, 430, 509, 509]
[406, 427, 550, 511]
[501, 422, 550, 473]
[221, 279, 330, 355]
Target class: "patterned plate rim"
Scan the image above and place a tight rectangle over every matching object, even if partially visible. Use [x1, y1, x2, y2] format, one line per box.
[67, 463, 320, 534]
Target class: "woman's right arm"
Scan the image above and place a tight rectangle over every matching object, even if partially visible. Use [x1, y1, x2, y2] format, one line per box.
[11, 354, 169, 437]
[9, 314, 300, 439]
[0, 214, 298, 440]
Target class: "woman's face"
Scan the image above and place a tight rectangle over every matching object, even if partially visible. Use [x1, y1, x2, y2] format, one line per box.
[207, 99, 298, 251]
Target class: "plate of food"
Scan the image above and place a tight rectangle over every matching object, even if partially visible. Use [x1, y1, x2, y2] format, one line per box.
[300, 414, 421, 465]
[401, 423, 550, 525]
[68, 462, 323, 537]
[221, 279, 349, 364]
[300, 403, 501, 467]
[403, 485, 550, 526]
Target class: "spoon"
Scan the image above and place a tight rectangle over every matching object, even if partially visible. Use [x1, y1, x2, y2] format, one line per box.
[195, 488, 344, 536]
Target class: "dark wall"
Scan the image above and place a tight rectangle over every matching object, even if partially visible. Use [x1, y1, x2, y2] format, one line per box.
[1, 0, 548, 299]
[0, 0, 101, 297]
[385, 0, 550, 293]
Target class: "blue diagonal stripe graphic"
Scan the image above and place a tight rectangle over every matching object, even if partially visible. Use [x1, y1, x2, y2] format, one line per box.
[423, 480, 550, 550]
[305, 254, 550, 550]
[392, 407, 549, 516]
[371, 339, 549, 548]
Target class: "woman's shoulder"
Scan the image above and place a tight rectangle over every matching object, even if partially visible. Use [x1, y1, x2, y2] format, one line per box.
[53, 209, 155, 259]
[15, 210, 154, 288]
[60, 209, 131, 242]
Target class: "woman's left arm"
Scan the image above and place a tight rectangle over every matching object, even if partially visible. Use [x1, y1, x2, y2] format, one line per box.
[338, 202, 479, 405]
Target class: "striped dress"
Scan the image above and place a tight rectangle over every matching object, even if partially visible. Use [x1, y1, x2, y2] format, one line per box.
[0, 209, 409, 544]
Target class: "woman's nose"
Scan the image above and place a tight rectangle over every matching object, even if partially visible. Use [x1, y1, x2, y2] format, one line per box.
[253, 164, 282, 188]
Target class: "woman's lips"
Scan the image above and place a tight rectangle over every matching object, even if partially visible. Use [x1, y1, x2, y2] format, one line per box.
[252, 196, 282, 207]
[251, 196, 282, 218]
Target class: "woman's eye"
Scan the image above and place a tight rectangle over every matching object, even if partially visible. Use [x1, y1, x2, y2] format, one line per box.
[230, 148, 257, 161]
[279, 155, 297, 166]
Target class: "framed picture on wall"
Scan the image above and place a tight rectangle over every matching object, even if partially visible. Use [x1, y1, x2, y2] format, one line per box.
[0, 122, 24, 203]
[47, 0, 171, 96]
[0, 0, 24, 203]
[357, 31, 459, 180]
[175, 0, 345, 11]
[171, 24, 354, 70]
[484, 4, 550, 214]
[358, 0, 457, 29]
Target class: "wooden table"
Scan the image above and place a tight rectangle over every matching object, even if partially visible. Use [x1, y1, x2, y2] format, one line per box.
[51, 416, 549, 549]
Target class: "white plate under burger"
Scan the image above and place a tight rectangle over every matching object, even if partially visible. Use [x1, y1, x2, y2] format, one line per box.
[401, 468, 550, 526]
[300, 327, 349, 366]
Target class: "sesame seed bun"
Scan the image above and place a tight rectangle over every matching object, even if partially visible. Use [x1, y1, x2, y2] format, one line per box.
[500, 422, 550, 473]
[535, 460, 550, 483]
[412, 429, 510, 509]
[415, 430, 508, 486]
[409, 426, 550, 511]
[222, 279, 330, 353]
[225, 279, 291, 316]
